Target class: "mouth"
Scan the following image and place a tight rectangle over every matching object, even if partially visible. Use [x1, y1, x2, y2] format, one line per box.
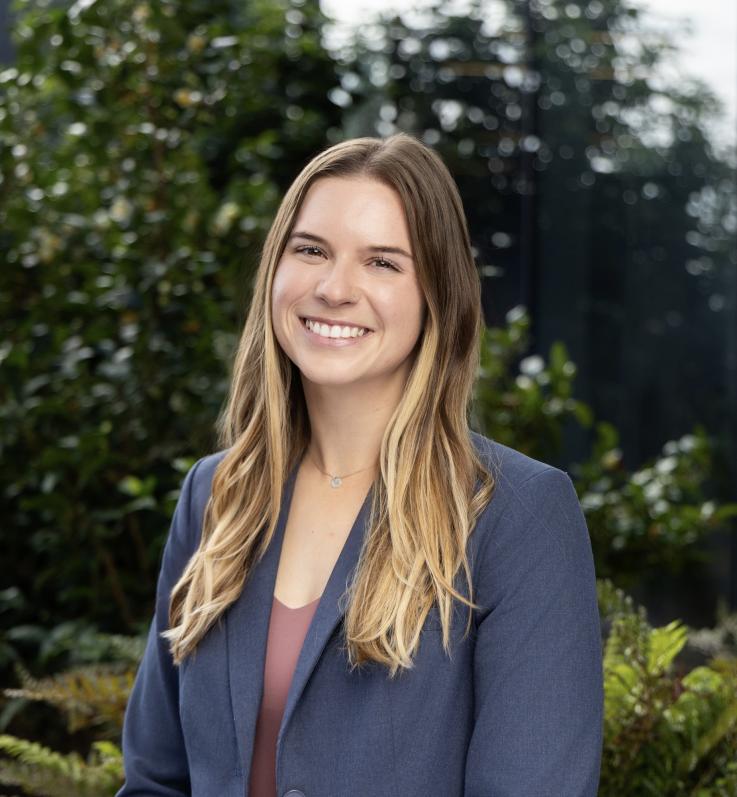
[298, 316, 374, 340]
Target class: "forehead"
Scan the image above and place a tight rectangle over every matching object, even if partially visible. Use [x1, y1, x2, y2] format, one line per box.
[293, 176, 411, 245]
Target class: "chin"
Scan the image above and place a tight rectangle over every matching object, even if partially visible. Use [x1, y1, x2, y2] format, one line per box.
[301, 368, 370, 386]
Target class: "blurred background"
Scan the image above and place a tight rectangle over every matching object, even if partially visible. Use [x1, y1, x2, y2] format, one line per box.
[0, 0, 736, 794]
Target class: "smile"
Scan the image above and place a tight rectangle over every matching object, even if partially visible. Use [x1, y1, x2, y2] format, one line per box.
[298, 316, 374, 347]
[300, 317, 372, 339]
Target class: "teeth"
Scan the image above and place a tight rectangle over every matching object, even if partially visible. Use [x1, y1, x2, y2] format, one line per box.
[303, 318, 369, 339]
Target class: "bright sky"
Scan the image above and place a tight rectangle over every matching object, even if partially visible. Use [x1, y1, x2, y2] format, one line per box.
[642, 0, 736, 148]
[320, 0, 736, 149]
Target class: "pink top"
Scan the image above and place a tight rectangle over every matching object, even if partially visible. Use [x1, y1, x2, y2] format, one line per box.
[248, 594, 321, 797]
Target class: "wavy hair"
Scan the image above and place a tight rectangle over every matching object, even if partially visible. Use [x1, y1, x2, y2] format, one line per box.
[162, 132, 496, 678]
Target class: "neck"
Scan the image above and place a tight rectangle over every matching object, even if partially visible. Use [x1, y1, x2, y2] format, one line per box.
[301, 369, 409, 476]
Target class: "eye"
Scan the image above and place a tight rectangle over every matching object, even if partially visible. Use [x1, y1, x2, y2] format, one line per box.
[295, 245, 324, 257]
[371, 257, 399, 271]
[294, 245, 398, 272]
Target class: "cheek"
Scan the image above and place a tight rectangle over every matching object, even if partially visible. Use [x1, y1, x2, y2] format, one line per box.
[391, 281, 425, 329]
[270, 265, 297, 351]
[271, 261, 304, 318]
[382, 285, 425, 334]
[271, 263, 290, 309]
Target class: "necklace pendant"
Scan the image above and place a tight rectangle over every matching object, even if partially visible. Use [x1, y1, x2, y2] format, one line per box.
[330, 476, 342, 488]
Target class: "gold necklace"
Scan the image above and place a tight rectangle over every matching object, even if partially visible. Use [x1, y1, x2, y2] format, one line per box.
[307, 449, 377, 489]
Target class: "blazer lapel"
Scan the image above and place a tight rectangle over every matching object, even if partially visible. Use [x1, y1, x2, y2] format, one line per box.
[225, 460, 300, 780]
[225, 460, 375, 781]
[276, 480, 374, 759]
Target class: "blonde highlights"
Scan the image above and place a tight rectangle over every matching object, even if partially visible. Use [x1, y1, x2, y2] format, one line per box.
[162, 133, 496, 678]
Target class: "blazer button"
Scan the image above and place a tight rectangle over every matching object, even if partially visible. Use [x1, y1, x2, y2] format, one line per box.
[282, 792, 305, 797]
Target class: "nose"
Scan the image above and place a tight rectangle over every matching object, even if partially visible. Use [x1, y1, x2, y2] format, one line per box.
[314, 257, 359, 305]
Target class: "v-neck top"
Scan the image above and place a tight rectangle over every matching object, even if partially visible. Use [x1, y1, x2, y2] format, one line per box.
[247, 594, 321, 797]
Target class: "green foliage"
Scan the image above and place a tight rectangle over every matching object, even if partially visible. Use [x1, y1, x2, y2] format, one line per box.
[0, 735, 122, 797]
[2, 587, 737, 796]
[0, 640, 136, 794]
[5, 660, 133, 735]
[578, 425, 737, 587]
[0, 0, 346, 766]
[598, 580, 737, 796]
[0, 644, 134, 793]
[0, 0, 342, 667]
[471, 305, 594, 463]
[472, 306, 737, 589]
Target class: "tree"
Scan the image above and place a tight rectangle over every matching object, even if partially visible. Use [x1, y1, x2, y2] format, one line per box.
[0, 0, 343, 747]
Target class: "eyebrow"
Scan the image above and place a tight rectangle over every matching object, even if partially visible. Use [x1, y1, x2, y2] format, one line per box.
[288, 230, 414, 260]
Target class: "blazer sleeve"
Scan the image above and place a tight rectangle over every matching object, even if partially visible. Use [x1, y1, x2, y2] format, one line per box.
[116, 457, 205, 797]
[463, 467, 604, 797]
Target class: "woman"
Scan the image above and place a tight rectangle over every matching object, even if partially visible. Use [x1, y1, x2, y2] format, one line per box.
[118, 133, 603, 797]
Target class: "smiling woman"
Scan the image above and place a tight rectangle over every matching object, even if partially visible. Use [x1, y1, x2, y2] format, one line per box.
[117, 133, 603, 797]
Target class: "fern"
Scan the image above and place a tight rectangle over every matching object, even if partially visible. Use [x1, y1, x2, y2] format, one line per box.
[599, 585, 737, 796]
[4, 661, 135, 735]
[0, 736, 122, 797]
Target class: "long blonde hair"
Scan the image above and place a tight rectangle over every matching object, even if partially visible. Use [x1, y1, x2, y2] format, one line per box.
[163, 132, 496, 678]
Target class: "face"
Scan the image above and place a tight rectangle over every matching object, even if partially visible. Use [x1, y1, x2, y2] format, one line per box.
[271, 175, 426, 394]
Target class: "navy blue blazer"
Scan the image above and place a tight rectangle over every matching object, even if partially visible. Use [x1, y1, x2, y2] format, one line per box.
[117, 431, 603, 797]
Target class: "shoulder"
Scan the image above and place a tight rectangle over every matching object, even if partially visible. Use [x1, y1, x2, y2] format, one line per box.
[468, 431, 588, 587]
[469, 430, 561, 488]
[167, 448, 230, 561]
[469, 429, 581, 528]
[470, 430, 576, 517]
